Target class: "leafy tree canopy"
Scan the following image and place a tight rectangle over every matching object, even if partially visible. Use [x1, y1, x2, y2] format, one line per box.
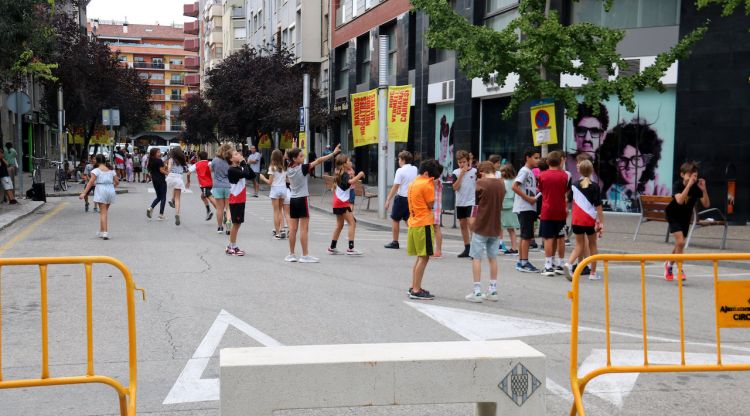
[411, 0, 708, 119]
[696, 0, 750, 16]
[179, 94, 218, 145]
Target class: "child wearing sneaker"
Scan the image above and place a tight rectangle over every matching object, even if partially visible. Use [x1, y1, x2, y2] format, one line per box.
[188, 151, 217, 221]
[465, 162, 505, 303]
[285, 142, 341, 263]
[664, 162, 709, 281]
[384, 151, 418, 249]
[407, 159, 442, 300]
[328, 154, 365, 256]
[225, 150, 256, 256]
[500, 164, 519, 255]
[564, 159, 604, 282]
[452, 150, 477, 258]
[513, 149, 541, 272]
[259, 149, 288, 239]
[538, 151, 570, 277]
[79, 154, 118, 240]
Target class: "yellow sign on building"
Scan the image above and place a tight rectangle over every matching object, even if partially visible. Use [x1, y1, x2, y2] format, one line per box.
[351, 89, 379, 148]
[530, 100, 558, 146]
[387, 85, 411, 143]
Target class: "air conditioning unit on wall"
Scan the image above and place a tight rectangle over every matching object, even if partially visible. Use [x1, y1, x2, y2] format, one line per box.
[442, 80, 454, 101]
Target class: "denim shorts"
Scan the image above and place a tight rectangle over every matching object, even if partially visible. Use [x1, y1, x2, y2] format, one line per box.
[469, 233, 500, 260]
[212, 187, 231, 199]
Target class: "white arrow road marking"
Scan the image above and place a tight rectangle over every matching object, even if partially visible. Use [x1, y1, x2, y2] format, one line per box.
[578, 349, 750, 408]
[163, 309, 283, 405]
[148, 188, 193, 193]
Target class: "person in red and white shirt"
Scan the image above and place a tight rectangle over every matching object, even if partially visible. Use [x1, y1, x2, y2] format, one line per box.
[225, 150, 256, 256]
[564, 159, 604, 281]
[327, 154, 365, 256]
[188, 151, 217, 221]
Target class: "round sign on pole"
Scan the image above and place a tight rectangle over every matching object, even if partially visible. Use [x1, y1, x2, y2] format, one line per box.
[7, 91, 32, 115]
[534, 109, 550, 129]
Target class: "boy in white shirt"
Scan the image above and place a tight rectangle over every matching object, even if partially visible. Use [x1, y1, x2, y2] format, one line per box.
[384, 151, 418, 249]
[452, 150, 477, 258]
[513, 148, 541, 273]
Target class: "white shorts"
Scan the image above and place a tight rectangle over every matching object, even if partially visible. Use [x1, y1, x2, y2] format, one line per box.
[166, 173, 186, 191]
[269, 186, 287, 200]
[1, 176, 13, 191]
[284, 188, 290, 205]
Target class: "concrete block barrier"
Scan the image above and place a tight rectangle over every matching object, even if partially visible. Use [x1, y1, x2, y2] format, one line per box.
[220, 340, 545, 416]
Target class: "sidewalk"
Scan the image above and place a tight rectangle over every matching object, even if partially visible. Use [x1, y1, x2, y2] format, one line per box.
[25, 168, 130, 197]
[303, 178, 750, 256]
[0, 199, 45, 233]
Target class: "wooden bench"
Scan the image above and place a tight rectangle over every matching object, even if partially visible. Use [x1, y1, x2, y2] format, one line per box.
[634, 195, 729, 250]
[220, 341, 546, 416]
[353, 180, 378, 211]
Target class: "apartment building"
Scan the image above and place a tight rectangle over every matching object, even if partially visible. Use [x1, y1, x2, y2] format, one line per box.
[91, 20, 200, 145]
[223, 0, 247, 58]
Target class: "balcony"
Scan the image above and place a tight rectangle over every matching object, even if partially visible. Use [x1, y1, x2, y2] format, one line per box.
[147, 78, 165, 85]
[185, 90, 198, 100]
[208, 30, 222, 46]
[169, 94, 184, 101]
[185, 56, 199, 69]
[185, 73, 200, 86]
[183, 2, 198, 18]
[150, 94, 166, 101]
[134, 62, 166, 69]
[184, 20, 199, 35]
[169, 78, 185, 86]
[184, 38, 200, 52]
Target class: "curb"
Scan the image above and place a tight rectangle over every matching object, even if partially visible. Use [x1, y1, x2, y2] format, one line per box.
[46, 189, 129, 198]
[0, 201, 46, 233]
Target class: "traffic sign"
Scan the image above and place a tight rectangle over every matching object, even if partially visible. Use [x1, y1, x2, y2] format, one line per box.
[299, 106, 305, 132]
[7, 91, 31, 115]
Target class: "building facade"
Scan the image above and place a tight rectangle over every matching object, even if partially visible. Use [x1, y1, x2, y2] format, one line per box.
[91, 21, 200, 145]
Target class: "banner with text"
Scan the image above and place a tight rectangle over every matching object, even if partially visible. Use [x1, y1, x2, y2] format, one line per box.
[387, 85, 411, 142]
[351, 89, 379, 148]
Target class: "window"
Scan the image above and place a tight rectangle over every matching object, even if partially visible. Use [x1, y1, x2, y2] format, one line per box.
[485, 0, 519, 32]
[139, 73, 149, 79]
[281, 29, 288, 46]
[572, 0, 679, 29]
[117, 56, 128, 63]
[169, 58, 183, 65]
[335, 45, 349, 90]
[152, 103, 163, 110]
[385, 25, 397, 77]
[253, 14, 258, 33]
[151, 88, 164, 94]
[234, 27, 246, 40]
[150, 73, 164, 80]
[170, 75, 184, 84]
[356, 34, 371, 84]
[232, 5, 244, 18]
[289, 26, 296, 48]
[134, 56, 145, 62]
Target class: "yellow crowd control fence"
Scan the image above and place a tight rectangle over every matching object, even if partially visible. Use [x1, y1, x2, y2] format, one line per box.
[0, 256, 145, 416]
[568, 253, 750, 416]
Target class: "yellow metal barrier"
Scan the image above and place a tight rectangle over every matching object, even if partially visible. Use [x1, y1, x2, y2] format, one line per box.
[0, 256, 145, 415]
[568, 253, 750, 416]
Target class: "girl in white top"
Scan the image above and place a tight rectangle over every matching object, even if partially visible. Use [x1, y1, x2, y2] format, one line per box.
[166, 147, 191, 226]
[259, 149, 289, 239]
[79, 154, 119, 240]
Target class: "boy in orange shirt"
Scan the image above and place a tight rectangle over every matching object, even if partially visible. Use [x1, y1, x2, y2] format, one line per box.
[407, 159, 442, 300]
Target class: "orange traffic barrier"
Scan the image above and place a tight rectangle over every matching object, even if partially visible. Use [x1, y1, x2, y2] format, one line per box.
[0, 256, 145, 415]
[568, 253, 750, 416]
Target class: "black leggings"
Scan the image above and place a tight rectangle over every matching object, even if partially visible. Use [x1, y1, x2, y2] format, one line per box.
[150, 180, 167, 214]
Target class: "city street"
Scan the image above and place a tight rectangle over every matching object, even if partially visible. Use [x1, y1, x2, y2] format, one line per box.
[0, 185, 749, 415]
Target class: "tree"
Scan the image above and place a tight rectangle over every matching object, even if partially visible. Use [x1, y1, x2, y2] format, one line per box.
[411, 0, 708, 119]
[42, 14, 153, 157]
[205, 44, 327, 143]
[179, 94, 217, 145]
[697, 0, 750, 16]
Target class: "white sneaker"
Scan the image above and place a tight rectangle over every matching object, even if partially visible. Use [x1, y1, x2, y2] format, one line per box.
[284, 254, 298, 262]
[345, 248, 363, 256]
[484, 291, 499, 302]
[101, 232, 109, 240]
[96, 232, 103, 238]
[327, 247, 342, 255]
[298, 255, 319, 263]
[465, 292, 484, 303]
[588, 272, 602, 281]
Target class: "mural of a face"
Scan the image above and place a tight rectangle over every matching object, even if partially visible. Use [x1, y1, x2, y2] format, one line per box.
[617, 144, 651, 190]
[574, 116, 606, 157]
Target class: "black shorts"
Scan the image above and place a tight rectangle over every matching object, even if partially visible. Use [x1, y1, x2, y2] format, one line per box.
[333, 206, 352, 215]
[200, 187, 212, 198]
[229, 203, 245, 224]
[289, 196, 310, 219]
[134, 167, 142, 173]
[668, 221, 690, 237]
[391, 195, 410, 222]
[517, 211, 537, 240]
[572, 225, 596, 235]
[456, 205, 474, 220]
[540, 220, 567, 239]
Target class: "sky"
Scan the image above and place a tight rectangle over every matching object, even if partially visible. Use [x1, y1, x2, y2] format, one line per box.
[87, 0, 189, 26]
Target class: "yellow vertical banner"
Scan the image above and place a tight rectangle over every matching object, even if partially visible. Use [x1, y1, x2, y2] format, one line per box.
[298, 132, 307, 159]
[387, 85, 411, 142]
[258, 132, 272, 149]
[280, 131, 294, 149]
[350, 89, 379, 148]
[530, 99, 558, 146]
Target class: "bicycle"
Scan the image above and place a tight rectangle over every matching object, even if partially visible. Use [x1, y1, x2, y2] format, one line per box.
[31, 157, 45, 185]
[51, 160, 68, 192]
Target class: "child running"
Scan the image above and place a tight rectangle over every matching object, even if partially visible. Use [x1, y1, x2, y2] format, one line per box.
[211, 144, 234, 235]
[500, 164, 519, 255]
[166, 147, 191, 226]
[407, 159, 442, 300]
[565, 159, 604, 281]
[664, 161, 709, 281]
[465, 161, 505, 303]
[513, 149, 541, 272]
[188, 151, 216, 221]
[285, 142, 341, 263]
[327, 154, 365, 256]
[538, 151, 570, 277]
[79, 154, 118, 239]
[259, 149, 288, 239]
[225, 150, 256, 256]
[452, 150, 477, 258]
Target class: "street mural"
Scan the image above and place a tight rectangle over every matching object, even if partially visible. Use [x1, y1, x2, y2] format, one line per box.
[435, 104, 454, 180]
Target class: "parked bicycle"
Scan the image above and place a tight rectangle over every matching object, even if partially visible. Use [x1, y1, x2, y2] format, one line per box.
[31, 157, 45, 185]
[51, 160, 68, 192]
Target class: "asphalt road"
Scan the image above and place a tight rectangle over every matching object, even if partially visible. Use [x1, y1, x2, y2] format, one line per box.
[0, 183, 749, 415]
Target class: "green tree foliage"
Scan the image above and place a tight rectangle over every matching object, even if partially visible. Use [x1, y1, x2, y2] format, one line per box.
[411, 0, 708, 119]
[697, 0, 750, 16]
[42, 14, 153, 156]
[205, 44, 327, 142]
[179, 94, 218, 145]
